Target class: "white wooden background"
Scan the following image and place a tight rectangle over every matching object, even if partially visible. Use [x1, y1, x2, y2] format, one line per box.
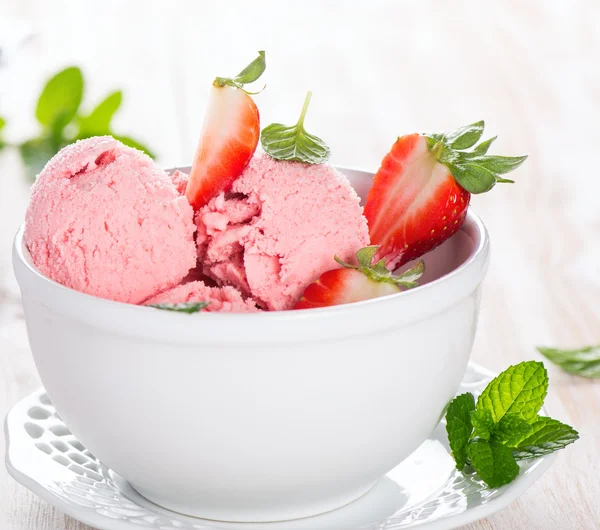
[0, 1, 599, 529]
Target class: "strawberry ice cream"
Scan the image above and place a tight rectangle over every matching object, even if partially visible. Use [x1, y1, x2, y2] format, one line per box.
[195, 153, 370, 310]
[145, 281, 259, 312]
[24, 137, 196, 304]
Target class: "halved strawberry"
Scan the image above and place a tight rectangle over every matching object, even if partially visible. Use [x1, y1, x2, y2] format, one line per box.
[295, 246, 424, 310]
[185, 51, 265, 210]
[364, 121, 527, 268]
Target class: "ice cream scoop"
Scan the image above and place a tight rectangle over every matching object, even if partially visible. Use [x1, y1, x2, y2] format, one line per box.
[195, 153, 370, 310]
[24, 137, 196, 304]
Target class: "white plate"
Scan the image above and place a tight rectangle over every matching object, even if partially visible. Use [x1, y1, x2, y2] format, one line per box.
[5, 362, 555, 530]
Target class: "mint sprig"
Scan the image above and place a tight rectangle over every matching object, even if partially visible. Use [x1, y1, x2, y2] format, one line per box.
[0, 116, 7, 150]
[445, 361, 578, 488]
[445, 393, 475, 468]
[334, 245, 424, 289]
[424, 121, 527, 194]
[213, 51, 266, 94]
[148, 302, 209, 314]
[261, 91, 330, 164]
[476, 361, 548, 423]
[537, 345, 600, 378]
[2, 66, 154, 180]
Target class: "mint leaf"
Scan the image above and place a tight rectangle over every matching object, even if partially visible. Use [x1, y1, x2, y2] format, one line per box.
[512, 417, 579, 460]
[446, 120, 484, 150]
[78, 90, 122, 135]
[261, 91, 330, 164]
[445, 393, 475, 469]
[148, 302, 209, 314]
[0, 116, 6, 150]
[477, 361, 548, 423]
[112, 135, 155, 159]
[537, 345, 600, 378]
[214, 51, 266, 92]
[36, 66, 83, 129]
[467, 439, 519, 488]
[470, 408, 494, 441]
[19, 137, 57, 180]
[494, 414, 533, 446]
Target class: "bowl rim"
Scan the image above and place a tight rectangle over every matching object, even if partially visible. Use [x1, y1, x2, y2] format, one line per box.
[12, 165, 490, 342]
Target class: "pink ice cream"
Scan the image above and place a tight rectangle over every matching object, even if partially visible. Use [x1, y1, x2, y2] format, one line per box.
[195, 153, 370, 310]
[24, 137, 196, 304]
[145, 281, 259, 313]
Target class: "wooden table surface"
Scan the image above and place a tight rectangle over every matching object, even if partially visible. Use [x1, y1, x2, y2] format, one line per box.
[0, 1, 598, 529]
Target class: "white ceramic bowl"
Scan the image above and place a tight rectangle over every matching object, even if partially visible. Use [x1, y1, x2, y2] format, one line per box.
[12, 167, 490, 523]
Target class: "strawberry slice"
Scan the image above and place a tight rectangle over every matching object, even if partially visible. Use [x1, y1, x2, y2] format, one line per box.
[364, 121, 527, 268]
[295, 246, 424, 310]
[185, 51, 265, 210]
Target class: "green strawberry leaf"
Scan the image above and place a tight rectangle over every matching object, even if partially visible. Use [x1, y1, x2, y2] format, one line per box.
[467, 439, 520, 488]
[394, 260, 425, 286]
[356, 246, 379, 268]
[467, 154, 528, 175]
[78, 90, 123, 135]
[429, 121, 526, 193]
[470, 408, 494, 441]
[494, 413, 533, 446]
[214, 51, 266, 92]
[470, 136, 497, 156]
[148, 302, 209, 314]
[446, 120, 485, 150]
[512, 416, 579, 460]
[450, 163, 497, 194]
[261, 91, 330, 164]
[112, 134, 155, 159]
[233, 50, 266, 85]
[36, 66, 84, 130]
[445, 393, 475, 469]
[335, 246, 424, 289]
[537, 345, 600, 378]
[477, 361, 548, 423]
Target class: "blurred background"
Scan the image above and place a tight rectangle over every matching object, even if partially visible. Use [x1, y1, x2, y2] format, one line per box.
[0, 1, 599, 529]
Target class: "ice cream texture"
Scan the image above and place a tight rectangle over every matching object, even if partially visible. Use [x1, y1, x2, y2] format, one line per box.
[195, 153, 370, 310]
[145, 281, 259, 313]
[24, 137, 196, 304]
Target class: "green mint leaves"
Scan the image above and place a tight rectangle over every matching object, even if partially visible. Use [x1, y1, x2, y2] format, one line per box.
[0, 116, 6, 150]
[511, 417, 580, 460]
[261, 91, 330, 164]
[148, 302, 209, 314]
[476, 361, 548, 423]
[3, 66, 153, 180]
[36, 67, 84, 130]
[466, 439, 520, 488]
[213, 51, 266, 93]
[425, 121, 527, 195]
[445, 393, 475, 468]
[446, 361, 578, 488]
[334, 245, 425, 289]
[537, 345, 600, 378]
